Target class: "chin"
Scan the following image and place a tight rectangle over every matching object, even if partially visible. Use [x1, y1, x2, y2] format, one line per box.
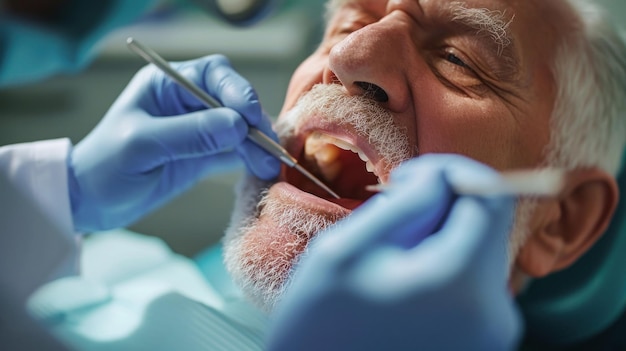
[222, 84, 414, 313]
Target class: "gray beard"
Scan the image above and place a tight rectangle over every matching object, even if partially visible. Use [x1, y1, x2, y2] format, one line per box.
[221, 84, 535, 313]
[222, 83, 412, 312]
[222, 175, 342, 313]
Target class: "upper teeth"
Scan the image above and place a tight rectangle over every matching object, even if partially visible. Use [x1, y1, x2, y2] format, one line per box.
[304, 132, 380, 182]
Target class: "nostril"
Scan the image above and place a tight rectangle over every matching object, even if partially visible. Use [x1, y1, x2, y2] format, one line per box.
[354, 81, 389, 102]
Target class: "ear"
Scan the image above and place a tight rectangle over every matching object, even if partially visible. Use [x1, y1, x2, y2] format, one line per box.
[516, 168, 619, 278]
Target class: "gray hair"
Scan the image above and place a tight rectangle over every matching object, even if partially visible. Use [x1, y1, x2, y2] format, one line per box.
[509, 0, 626, 263]
[545, 0, 626, 176]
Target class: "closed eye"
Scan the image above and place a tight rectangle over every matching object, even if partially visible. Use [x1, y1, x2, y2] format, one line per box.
[446, 52, 470, 68]
[431, 48, 486, 94]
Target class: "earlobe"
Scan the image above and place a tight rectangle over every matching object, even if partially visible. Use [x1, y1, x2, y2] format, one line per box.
[552, 169, 619, 269]
[515, 200, 563, 278]
[515, 168, 619, 278]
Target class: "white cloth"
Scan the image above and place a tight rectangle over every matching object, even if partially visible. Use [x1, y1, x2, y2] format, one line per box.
[0, 139, 75, 238]
[0, 138, 79, 350]
[0, 138, 79, 293]
[28, 230, 268, 351]
[1, 139, 267, 350]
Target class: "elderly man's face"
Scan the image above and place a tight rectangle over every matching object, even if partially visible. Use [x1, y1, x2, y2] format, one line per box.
[224, 0, 574, 311]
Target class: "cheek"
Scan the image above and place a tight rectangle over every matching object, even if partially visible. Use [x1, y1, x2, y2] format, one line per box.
[415, 92, 547, 170]
[279, 53, 327, 117]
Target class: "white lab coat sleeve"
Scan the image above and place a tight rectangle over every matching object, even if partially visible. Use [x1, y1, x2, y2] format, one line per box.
[0, 138, 80, 284]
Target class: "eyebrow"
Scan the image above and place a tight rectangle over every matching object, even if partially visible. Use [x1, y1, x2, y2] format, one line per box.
[326, 0, 516, 51]
[447, 1, 521, 82]
[324, 0, 521, 82]
[448, 1, 515, 56]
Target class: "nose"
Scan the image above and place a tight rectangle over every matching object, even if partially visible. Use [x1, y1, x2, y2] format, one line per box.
[324, 14, 413, 112]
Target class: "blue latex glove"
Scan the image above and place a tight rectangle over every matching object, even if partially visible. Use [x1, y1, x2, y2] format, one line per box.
[267, 154, 522, 351]
[68, 55, 280, 233]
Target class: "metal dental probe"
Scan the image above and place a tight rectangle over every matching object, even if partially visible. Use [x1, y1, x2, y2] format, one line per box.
[126, 37, 340, 199]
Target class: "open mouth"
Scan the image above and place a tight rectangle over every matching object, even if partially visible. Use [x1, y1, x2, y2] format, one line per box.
[283, 131, 383, 210]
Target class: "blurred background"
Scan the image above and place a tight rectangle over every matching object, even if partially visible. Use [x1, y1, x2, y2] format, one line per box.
[0, 0, 624, 257]
[0, 0, 327, 257]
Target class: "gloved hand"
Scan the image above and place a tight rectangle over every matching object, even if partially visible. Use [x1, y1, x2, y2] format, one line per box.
[68, 55, 280, 233]
[267, 154, 522, 351]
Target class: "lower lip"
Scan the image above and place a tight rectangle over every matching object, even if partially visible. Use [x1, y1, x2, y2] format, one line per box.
[269, 182, 361, 212]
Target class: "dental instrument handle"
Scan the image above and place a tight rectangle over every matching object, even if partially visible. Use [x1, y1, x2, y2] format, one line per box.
[126, 37, 340, 199]
[366, 169, 565, 198]
[128, 39, 283, 160]
[127, 37, 224, 109]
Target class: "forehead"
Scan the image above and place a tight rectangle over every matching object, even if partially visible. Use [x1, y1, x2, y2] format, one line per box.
[325, 0, 573, 70]
[326, 0, 572, 31]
